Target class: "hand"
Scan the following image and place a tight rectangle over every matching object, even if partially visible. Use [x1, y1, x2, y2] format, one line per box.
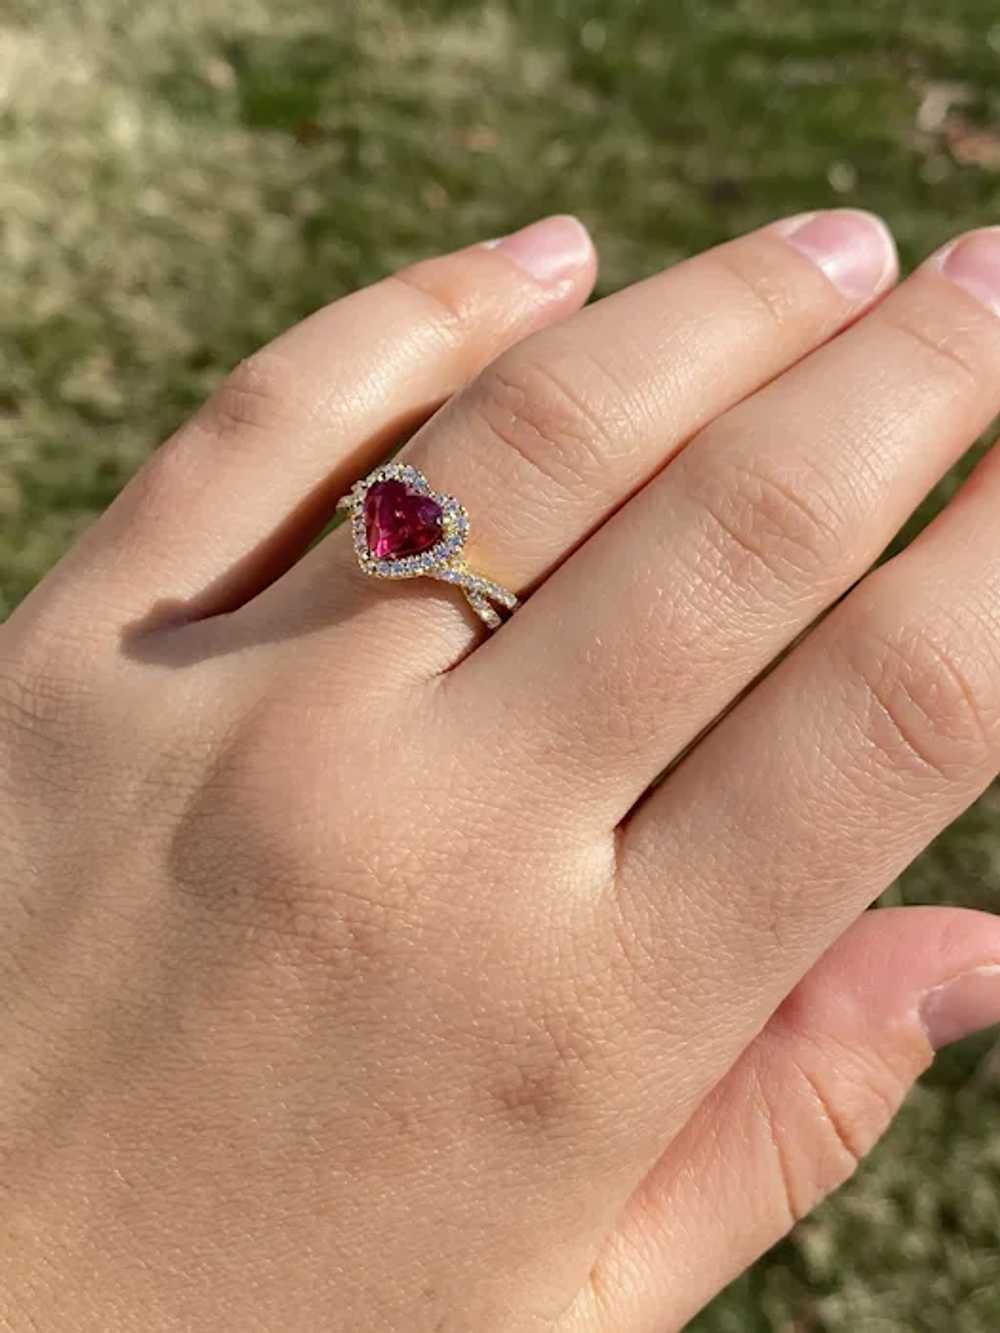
[5, 210, 1000, 1332]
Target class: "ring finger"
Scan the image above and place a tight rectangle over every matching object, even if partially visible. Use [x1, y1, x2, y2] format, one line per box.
[265, 209, 896, 652]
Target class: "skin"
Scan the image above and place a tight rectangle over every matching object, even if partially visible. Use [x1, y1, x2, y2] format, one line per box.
[5, 211, 1000, 1331]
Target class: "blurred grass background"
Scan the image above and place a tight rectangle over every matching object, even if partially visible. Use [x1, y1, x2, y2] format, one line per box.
[3, 0, 1000, 1327]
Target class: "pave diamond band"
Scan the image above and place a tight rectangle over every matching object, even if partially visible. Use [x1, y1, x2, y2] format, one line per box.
[336, 462, 519, 630]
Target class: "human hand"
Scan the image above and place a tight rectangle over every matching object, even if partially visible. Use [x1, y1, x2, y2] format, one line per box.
[5, 211, 1000, 1331]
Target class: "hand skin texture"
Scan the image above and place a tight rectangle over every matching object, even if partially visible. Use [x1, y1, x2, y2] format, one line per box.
[5, 212, 1000, 1332]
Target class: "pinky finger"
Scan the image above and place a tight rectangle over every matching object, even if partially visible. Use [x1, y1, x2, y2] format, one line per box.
[577, 906, 1000, 1333]
[20, 217, 595, 639]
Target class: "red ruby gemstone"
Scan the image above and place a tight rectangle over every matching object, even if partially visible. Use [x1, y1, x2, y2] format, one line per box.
[364, 479, 444, 559]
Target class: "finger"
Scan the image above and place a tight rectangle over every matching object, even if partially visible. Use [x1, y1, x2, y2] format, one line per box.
[609, 386, 1000, 1168]
[581, 906, 1000, 1333]
[459, 226, 1000, 826]
[22, 217, 596, 637]
[272, 210, 896, 647]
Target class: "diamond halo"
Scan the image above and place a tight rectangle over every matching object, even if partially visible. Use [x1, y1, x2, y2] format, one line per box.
[336, 462, 518, 630]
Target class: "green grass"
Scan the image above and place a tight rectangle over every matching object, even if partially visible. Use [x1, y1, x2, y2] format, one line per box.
[3, 1, 1000, 1327]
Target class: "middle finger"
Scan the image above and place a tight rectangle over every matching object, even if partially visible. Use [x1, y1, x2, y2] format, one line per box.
[271, 209, 894, 654]
[457, 227, 1000, 825]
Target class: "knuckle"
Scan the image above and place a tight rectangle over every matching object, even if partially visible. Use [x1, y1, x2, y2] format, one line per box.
[139, 354, 305, 513]
[684, 444, 847, 591]
[0, 639, 112, 820]
[468, 348, 618, 496]
[0, 640, 96, 747]
[842, 598, 1000, 784]
[708, 243, 810, 334]
[174, 696, 426, 967]
[199, 350, 306, 446]
[879, 297, 985, 397]
[0, 649, 54, 734]
[0, 667, 54, 787]
[388, 264, 475, 347]
[753, 1043, 902, 1225]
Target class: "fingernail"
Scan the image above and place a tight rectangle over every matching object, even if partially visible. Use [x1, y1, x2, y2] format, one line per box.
[920, 965, 1000, 1049]
[935, 228, 1000, 317]
[487, 215, 593, 286]
[773, 209, 896, 300]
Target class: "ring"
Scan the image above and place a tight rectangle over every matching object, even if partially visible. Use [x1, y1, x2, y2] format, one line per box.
[336, 462, 519, 630]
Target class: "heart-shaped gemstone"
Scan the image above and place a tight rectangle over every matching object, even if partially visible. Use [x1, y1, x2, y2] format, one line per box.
[364, 479, 444, 560]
